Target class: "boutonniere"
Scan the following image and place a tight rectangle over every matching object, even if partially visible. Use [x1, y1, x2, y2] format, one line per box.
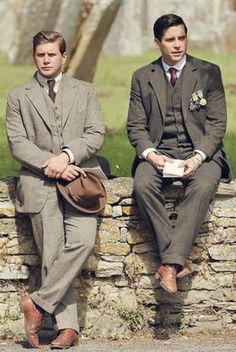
[189, 90, 207, 111]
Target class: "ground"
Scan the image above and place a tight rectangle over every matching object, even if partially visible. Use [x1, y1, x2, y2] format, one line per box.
[0, 327, 235, 351]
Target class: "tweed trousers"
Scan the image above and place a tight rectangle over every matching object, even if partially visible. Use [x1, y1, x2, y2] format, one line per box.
[134, 159, 221, 266]
[29, 185, 97, 332]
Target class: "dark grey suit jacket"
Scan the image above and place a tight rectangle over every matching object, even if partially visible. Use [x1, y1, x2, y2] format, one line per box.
[6, 73, 105, 213]
[127, 54, 231, 181]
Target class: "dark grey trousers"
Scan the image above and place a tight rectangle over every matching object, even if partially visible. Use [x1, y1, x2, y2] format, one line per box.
[134, 160, 221, 266]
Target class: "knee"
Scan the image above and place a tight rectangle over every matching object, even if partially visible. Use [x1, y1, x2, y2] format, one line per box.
[134, 174, 155, 199]
[192, 178, 217, 197]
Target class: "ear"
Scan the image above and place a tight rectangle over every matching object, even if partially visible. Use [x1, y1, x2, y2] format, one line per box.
[62, 51, 67, 64]
[154, 38, 161, 49]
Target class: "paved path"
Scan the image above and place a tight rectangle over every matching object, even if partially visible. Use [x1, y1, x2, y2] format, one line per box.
[0, 333, 236, 352]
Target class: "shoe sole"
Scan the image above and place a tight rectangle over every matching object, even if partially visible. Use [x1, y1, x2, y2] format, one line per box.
[51, 341, 79, 349]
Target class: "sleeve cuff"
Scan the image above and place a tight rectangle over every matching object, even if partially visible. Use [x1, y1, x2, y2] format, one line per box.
[141, 148, 157, 159]
[61, 148, 75, 164]
[194, 149, 207, 161]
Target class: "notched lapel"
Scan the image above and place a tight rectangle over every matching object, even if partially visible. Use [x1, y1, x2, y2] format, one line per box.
[25, 78, 53, 131]
[182, 60, 198, 119]
[149, 61, 166, 121]
[61, 75, 77, 128]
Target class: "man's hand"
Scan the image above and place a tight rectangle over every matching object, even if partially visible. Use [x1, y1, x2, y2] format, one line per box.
[42, 152, 70, 179]
[180, 154, 203, 178]
[60, 165, 87, 181]
[147, 151, 173, 173]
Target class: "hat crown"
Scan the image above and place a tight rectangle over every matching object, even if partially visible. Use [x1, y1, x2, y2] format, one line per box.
[57, 172, 106, 214]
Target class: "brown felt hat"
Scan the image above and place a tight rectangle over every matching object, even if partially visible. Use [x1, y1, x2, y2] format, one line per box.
[57, 172, 107, 214]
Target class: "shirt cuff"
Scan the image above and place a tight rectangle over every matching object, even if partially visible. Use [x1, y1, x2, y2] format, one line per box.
[141, 148, 157, 159]
[194, 149, 206, 161]
[61, 148, 75, 164]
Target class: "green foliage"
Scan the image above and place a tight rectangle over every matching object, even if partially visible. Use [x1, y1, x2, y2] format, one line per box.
[119, 309, 144, 332]
[0, 48, 236, 179]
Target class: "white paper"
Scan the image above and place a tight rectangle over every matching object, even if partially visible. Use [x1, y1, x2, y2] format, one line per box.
[163, 159, 184, 178]
[82, 166, 107, 180]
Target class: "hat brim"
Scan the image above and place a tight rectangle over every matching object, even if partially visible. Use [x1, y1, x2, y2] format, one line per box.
[57, 173, 107, 214]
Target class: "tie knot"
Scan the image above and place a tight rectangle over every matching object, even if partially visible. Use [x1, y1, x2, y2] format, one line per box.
[47, 79, 55, 88]
[168, 67, 177, 75]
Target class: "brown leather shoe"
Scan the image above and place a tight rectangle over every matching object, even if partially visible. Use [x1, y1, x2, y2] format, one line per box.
[51, 329, 79, 349]
[155, 264, 177, 293]
[20, 293, 43, 348]
[176, 261, 191, 279]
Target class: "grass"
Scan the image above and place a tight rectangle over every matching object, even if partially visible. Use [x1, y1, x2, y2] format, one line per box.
[0, 48, 236, 179]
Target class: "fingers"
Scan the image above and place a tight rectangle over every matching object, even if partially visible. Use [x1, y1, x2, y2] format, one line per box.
[60, 165, 87, 181]
[163, 156, 173, 163]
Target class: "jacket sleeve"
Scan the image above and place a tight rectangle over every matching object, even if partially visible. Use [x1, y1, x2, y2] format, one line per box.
[6, 91, 54, 176]
[126, 72, 156, 157]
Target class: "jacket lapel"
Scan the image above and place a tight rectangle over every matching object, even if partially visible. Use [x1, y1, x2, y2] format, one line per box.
[181, 56, 198, 120]
[149, 59, 167, 121]
[61, 74, 77, 128]
[25, 74, 52, 131]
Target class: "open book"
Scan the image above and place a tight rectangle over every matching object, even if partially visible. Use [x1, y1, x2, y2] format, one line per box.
[163, 159, 185, 178]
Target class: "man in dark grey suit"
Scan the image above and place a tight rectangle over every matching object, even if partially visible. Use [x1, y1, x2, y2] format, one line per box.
[6, 31, 105, 348]
[127, 14, 230, 294]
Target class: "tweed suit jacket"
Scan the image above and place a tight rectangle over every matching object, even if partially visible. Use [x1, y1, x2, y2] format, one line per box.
[127, 54, 231, 181]
[6, 73, 105, 213]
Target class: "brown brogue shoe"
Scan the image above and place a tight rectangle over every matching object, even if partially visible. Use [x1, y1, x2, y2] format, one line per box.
[20, 293, 43, 348]
[51, 329, 79, 349]
[176, 261, 191, 279]
[156, 265, 177, 293]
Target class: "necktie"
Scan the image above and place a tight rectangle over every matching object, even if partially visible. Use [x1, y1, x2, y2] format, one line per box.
[169, 67, 178, 87]
[47, 79, 56, 102]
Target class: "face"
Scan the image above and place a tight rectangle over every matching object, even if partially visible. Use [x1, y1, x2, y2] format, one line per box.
[33, 41, 67, 78]
[155, 24, 187, 66]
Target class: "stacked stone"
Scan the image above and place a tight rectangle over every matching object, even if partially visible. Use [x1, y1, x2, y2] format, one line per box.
[0, 177, 235, 338]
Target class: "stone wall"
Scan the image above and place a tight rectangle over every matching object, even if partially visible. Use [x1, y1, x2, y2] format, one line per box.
[0, 177, 235, 338]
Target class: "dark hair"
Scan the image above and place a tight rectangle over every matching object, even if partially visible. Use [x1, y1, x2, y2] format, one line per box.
[33, 31, 66, 55]
[153, 14, 188, 41]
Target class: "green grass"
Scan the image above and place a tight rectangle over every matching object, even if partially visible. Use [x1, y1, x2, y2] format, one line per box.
[0, 48, 236, 179]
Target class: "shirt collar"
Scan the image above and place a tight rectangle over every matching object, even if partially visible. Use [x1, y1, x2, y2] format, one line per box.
[162, 55, 186, 73]
[36, 71, 62, 87]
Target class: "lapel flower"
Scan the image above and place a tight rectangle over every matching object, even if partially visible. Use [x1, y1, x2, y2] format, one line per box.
[189, 90, 207, 111]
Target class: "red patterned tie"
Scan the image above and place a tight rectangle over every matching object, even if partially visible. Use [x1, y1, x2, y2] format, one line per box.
[169, 67, 178, 87]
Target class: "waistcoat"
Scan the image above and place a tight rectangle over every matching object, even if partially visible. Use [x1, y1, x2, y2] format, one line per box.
[157, 71, 193, 159]
[41, 85, 64, 155]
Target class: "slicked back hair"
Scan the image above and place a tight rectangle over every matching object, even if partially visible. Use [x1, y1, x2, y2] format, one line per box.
[153, 14, 188, 41]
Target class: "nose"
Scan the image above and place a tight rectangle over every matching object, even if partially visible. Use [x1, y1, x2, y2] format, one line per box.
[174, 39, 181, 48]
[43, 54, 50, 64]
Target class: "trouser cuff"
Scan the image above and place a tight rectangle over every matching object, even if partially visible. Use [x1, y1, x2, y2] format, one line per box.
[161, 254, 185, 267]
[30, 292, 55, 314]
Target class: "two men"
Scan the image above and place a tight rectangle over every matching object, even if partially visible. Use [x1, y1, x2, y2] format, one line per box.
[127, 14, 230, 294]
[6, 31, 105, 348]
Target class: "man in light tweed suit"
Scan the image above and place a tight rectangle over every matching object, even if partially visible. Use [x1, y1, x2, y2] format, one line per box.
[127, 14, 230, 295]
[6, 31, 105, 348]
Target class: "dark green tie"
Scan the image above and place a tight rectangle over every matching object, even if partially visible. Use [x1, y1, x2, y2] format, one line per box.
[47, 79, 56, 102]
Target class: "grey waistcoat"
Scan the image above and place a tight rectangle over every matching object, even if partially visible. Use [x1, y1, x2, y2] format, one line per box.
[157, 72, 193, 159]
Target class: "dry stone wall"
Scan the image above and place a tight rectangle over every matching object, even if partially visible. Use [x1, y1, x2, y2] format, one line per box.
[0, 177, 235, 338]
